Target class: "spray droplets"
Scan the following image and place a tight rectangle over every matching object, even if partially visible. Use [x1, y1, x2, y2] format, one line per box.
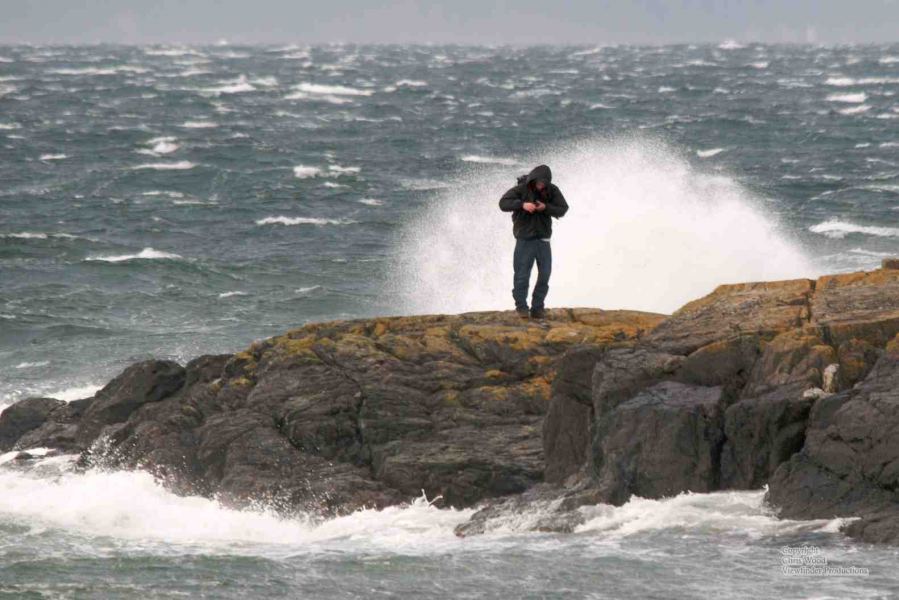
[393, 137, 813, 315]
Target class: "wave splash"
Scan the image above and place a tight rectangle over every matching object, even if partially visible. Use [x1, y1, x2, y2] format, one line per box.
[0, 462, 470, 553]
[394, 137, 814, 315]
[0, 457, 842, 555]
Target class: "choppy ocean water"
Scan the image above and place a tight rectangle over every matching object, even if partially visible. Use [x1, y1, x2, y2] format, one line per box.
[1, 43, 898, 598]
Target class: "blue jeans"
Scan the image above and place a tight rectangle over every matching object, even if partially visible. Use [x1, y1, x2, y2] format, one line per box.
[512, 238, 552, 311]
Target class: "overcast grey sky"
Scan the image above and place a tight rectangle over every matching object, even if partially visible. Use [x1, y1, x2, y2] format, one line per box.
[1, 0, 897, 45]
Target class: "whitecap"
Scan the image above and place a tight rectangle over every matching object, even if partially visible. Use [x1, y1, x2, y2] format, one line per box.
[284, 91, 352, 104]
[86, 247, 183, 262]
[880, 56, 899, 65]
[178, 68, 213, 77]
[748, 61, 769, 69]
[0, 123, 21, 130]
[292, 83, 373, 97]
[826, 92, 867, 103]
[255, 216, 352, 226]
[47, 66, 148, 76]
[251, 76, 278, 87]
[202, 75, 256, 95]
[141, 136, 179, 155]
[295, 285, 323, 294]
[697, 148, 725, 158]
[142, 190, 184, 198]
[511, 88, 559, 98]
[1, 232, 48, 239]
[569, 47, 602, 57]
[328, 165, 360, 174]
[39, 153, 67, 161]
[293, 165, 322, 178]
[657, 86, 675, 93]
[460, 155, 518, 166]
[212, 51, 249, 59]
[849, 248, 895, 258]
[180, 121, 218, 128]
[826, 76, 899, 87]
[144, 47, 201, 57]
[359, 198, 383, 206]
[172, 199, 216, 205]
[837, 105, 871, 115]
[14, 361, 50, 369]
[395, 79, 427, 87]
[218, 291, 247, 298]
[322, 181, 347, 188]
[718, 40, 745, 50]
[825, 76, 855, 86]
[809, 219, 899, 239]
[131, 161, 195, 170]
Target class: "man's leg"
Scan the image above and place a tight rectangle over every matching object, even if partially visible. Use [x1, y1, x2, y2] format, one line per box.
[531, 240, 552, 311]
[512, 239, 536, 310]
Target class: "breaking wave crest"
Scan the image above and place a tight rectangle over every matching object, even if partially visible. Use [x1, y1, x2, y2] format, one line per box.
[394, 136, 814, 315]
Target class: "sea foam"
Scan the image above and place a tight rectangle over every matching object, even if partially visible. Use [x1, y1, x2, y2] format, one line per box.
[809, 219, 899, 239]
[131, 161, 195, 170]
[0, 465, 470, 552]
[394, 137, 814, 315]
[826, 92, 867, 104]
[86, 248, 183, 262]
[255, 216, 351, 226]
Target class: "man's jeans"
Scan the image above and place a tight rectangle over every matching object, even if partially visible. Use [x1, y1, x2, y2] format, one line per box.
[512, 238, 552, 311]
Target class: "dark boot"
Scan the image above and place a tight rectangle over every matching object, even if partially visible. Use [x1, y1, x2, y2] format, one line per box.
[516, 307, 530, 319]
[530, 307, 546, 320]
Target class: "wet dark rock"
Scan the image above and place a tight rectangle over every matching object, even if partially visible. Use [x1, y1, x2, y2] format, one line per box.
[593, 381, 725, 504]
[0, 397, 65, 451]
[14, 397, 93, 452]
[720, 385, 815, 489]
[543, 346, 606, 484]
[76, 359, 186, 447]
[766, 339, 899, 541]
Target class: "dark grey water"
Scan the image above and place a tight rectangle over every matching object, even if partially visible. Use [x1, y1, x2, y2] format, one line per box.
[1, 43, 898, 598]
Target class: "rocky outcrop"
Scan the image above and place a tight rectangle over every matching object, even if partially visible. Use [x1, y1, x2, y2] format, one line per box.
[0, 308, 662, 515]
[4, 262, 899, 543]
[594, 381, 725, 504]
[766, 336, 899, 542]
[542, 345, 605, 484]
[524, 262, 899, 542]
[0, 397, 67, 451]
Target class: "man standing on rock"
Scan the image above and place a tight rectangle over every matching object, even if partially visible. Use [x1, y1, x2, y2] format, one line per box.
[499, 164, 569, 319]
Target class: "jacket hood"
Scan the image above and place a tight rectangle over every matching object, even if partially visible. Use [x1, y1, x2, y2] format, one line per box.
[525, 164, 552, 185]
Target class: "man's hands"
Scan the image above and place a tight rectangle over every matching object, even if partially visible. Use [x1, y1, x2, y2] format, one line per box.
[522, 201, 546, 213]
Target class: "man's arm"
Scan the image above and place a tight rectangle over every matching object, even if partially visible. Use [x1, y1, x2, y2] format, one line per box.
[499, 185, 524, 212]
[542, 186, 568, 217]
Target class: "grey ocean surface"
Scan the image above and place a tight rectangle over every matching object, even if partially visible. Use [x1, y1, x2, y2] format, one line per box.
[1, 44, 898, 598]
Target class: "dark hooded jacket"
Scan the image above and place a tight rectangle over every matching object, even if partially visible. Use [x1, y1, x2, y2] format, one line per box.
[498, 164, 569, 240]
